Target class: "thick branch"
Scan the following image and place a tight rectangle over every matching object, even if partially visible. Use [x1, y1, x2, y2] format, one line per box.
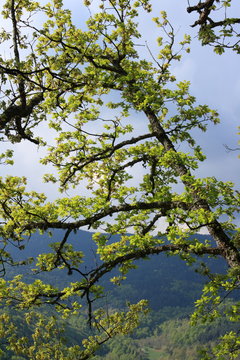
[0, 93, 44, 128]
[187, 1, 240, 30]
[144, 106, 240, 268]
[0, 93, 44, 144]
[187, 0, 215, 14]
[207, 18, 240, 29]
[187, 0, 215, 27]
[12, 243, 223, 307]
[23, 200, 190, 232]
[87, 244, 224, 288]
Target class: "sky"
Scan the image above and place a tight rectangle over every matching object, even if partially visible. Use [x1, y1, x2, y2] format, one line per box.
[77, 0, 240, 185]
[138, 0, 240, 185]
[0, 0, 239, 209]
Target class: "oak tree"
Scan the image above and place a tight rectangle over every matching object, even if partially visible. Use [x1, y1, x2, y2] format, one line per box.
[0, 0, 239, 358]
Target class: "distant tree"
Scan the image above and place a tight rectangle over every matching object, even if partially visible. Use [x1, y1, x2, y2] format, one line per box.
[0, 0, 239, 358]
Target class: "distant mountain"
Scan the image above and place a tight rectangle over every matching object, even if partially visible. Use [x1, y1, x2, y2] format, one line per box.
[4, 230, 226, 310]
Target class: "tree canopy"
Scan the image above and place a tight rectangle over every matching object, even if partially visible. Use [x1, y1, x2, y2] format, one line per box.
[0, 0, 239, 359]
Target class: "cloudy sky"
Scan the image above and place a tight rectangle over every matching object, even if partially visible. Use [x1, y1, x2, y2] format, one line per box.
[77, 0, 240, 185]
[1, 0, 239, 200]
[138, 0, 240, 184]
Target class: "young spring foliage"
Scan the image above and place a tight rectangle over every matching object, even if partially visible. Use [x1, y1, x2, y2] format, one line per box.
[0, 0, 239, 358]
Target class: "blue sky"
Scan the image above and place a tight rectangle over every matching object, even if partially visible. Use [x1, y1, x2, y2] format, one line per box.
[84, 0, 240, 184]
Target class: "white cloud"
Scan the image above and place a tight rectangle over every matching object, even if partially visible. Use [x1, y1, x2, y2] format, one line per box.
[172, 57, 196, 82]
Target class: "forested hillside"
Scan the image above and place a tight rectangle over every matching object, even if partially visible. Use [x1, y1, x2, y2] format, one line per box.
[4, 230, 226, 309]
[1, 231, 236, 360]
